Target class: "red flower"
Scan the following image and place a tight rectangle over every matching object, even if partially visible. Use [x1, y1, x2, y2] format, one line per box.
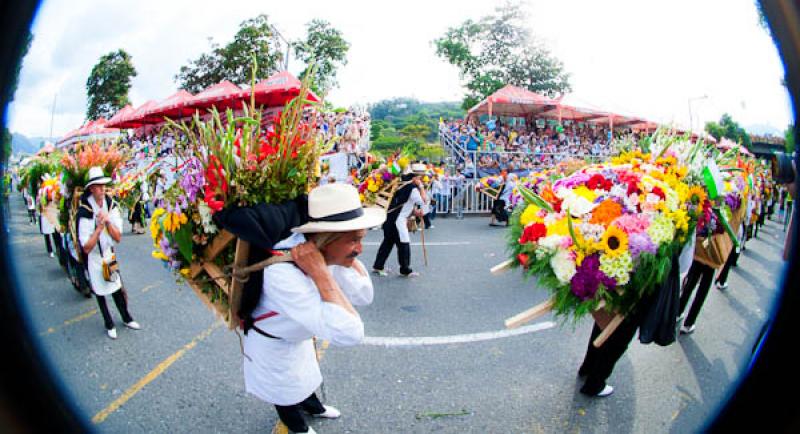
[626, 181, 640, 196]
[233, 128, 242, 157]
[651, 186, 666, 200]
[517, 253, 530, 269]
[519, 222, 547, 244]
[586, 174, 612, 191]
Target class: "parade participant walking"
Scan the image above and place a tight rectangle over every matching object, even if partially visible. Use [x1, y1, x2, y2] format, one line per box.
[25, 190, 36, 224]
[38, 195, 57, 258]
[242, 183, 385, 434]
[77, 167, 140, 339]
[372, 163, 428, 277]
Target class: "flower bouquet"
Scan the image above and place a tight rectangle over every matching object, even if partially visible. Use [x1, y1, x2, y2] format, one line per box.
[475, 175, 505, 200]
[356, 155, 409, 208]
[37, 173, 63, 230]
[151, 68, 328, 326]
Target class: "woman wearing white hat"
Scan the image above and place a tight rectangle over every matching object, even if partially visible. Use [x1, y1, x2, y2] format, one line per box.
[242, 183, 385, 434]
[77, 166, 140, 339]
[371, 163, 428, 277]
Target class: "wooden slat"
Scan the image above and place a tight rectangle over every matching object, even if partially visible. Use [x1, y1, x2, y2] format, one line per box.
[203, 230, 236, 261]
[202, 262, 229, 296]
[505, 298, 555, 329]
[490, 259, 514, 275]
[190, 262, 203, 279]
[228, 239, 251, 330]
[592, 314, 625, 347]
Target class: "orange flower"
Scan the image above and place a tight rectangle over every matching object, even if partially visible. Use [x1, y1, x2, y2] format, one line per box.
[590, 199, 623, 226]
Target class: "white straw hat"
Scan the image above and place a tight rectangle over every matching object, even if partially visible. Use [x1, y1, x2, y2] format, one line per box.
[292, 183, 386, 233]
[403, 163, 428, 175]
[85, 166, 112, 187]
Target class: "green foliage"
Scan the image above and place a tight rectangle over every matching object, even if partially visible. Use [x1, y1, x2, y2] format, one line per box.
[175, 14, 283, 92]
[704, 113, 753, 149]
[292, 19, 349, 95]
[86, 49, 137, 120]
[433, 1, 571, 110]
[785, 124, 795, 153]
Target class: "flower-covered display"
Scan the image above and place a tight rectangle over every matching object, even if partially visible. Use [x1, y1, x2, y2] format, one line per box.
[507, 153, 704, 320]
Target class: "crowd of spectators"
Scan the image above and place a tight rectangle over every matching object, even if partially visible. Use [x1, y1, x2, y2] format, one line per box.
[441, 118, 641, 177]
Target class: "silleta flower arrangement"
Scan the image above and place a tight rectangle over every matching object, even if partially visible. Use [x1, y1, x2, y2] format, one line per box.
[356, 155, 409, 205]
[507, 156, 702, 320]
[60, 141, 125, 188]
[150, 72, 328, 280]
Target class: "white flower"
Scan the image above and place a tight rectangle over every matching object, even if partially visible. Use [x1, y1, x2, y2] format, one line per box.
[579, 222, 606, 243]
[538, 234, 564, 251]
[556, 188, 597, 217]
[609, 184, 628, 199]
[197, 202, 218, 235]
[550, 249, 576, 284]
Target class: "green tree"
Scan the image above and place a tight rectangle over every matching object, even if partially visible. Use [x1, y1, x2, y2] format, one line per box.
[704, 113, 752, 149]
[3, 33, 32, 161]
[785, 124, 795, 153]
[292, 19, 350, 95]
[86, 49, 137, 120]
[175, 14, 283, 92]
[433, 1, 571, 110]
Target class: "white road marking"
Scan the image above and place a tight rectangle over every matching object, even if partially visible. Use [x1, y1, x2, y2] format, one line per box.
[362, 321, 556, 347]
[363, 241, 471, 246]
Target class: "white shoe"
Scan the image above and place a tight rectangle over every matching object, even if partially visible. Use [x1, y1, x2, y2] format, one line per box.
[596, 385, 614, 397]
[125, 321, 141, 330]
[49, 252, 54, 258]
[107, 328, 118, 339]
[312, 405, 341, 419]
[680, 324, 696, 334]
[299, 427, 317, 434]
[372, 269, 389, 277]
[400, 271, 420, 278]
[716, 281, 728, 291]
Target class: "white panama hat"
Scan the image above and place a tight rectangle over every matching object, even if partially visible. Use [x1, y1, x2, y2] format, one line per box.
[292, 183, 386, 234]
[403, 163, 428, 175]
[85, 166, 112, 187]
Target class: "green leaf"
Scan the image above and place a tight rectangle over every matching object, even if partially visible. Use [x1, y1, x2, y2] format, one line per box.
[173, 221, 194, 263]
[518, 186, 554, 212]
[566, 211, 581, 249]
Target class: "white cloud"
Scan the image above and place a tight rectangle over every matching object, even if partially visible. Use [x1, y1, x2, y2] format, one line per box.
[7, 0, 792, 138]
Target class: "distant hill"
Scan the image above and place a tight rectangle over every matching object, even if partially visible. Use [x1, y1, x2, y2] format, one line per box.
[745, 123, 782, 137]
[11, 133, 58, 156]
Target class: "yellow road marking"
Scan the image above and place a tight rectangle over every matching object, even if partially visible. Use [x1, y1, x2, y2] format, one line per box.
[92, 321, 222, 424]
[272, 339, 330, 434]
[39, 282, 161, 335]
[39, 309, 98, 336]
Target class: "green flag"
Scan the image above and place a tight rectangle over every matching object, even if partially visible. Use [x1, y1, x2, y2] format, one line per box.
[702, 160, 724, 200]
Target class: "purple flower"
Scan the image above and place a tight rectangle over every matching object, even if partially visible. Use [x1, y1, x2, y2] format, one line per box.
[382, 172, 393, 182]
[180, 157, 205, 203]
[554, 172, 590, 190]
[570, 254, 615, 300]
[724, 193, 741, 211]
[628, 232, 657, 260]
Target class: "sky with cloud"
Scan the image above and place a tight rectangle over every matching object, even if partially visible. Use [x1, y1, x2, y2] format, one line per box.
[6, 0, 792, 139]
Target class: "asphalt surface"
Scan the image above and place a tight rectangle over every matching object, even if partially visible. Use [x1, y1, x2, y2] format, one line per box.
[6, 192, 788, 433]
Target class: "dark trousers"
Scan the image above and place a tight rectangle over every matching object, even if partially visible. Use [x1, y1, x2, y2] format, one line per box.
[679, 260, 715, 328]
[423, 213, 432, 229]
[716, 248, 740, 286]
[373, 222, 412, 275]
[491, 199, 508, 223]
[95, 289, 133, 330]
[27, 209, 36, 223]
[579, 314, 641, 395]
[274, 392, 325, 433]
[43, 233, 53, 254]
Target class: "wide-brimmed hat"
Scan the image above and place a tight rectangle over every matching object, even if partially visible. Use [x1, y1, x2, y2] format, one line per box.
[403, 163, 428, 175]
[293, 183, 386, 234]
[85, 166, 112, 188]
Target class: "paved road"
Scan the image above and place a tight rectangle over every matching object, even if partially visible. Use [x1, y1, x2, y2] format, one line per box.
[6, 192, 787, 433]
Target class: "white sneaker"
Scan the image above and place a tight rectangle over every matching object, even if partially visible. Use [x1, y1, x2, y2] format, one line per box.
[312, 405, 341, 419]
[596, 385, 614, 397]
[107, 328, 118, 339]
[300, 427, 317, 434]
[400, 271, 420, 278]
[372, 269, 389, 277]
[49, 252, 54, 258]
[125, 321, 141, 330]
[716, 281, 728, 291]
[680, 324, 696, 334]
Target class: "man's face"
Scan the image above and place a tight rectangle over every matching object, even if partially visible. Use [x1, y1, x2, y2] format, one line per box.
[321, 229, 367, 267]
[89, 184, 105, 197]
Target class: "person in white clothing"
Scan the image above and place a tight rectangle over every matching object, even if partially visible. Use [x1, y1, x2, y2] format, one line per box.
[371, 163, 428, 277]
[77, 167, 141, 340]
[242, 183, 385, 434]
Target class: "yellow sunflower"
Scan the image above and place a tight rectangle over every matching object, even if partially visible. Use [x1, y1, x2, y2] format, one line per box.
[600, 225, 629, 258]
[687, 185, 707, 206]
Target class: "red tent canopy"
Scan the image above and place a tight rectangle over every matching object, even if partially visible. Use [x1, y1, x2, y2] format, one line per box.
[185, 80, 243, 112]
[467, 85, 558, 118]
[105, 105, 133, 127]
[106, 101, 159, 128]
[237, 71, 320, 108]
[145, 90, 195, 122]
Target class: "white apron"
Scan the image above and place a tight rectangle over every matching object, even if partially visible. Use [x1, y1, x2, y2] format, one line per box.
[78, 196, 124, 296]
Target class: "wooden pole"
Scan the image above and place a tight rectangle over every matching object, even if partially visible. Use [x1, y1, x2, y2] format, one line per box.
[505, 298, 555, 329]
[419, 218, 428, 266]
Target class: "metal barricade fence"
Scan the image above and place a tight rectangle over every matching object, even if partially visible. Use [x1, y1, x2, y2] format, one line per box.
[430, 179, 495, 216]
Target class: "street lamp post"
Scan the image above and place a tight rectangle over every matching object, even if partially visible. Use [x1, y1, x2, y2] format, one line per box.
[688, 95, 709, 131]
[270, 25, 290, 71]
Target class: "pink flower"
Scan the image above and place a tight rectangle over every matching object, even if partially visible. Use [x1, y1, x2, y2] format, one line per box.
[612, 214, 651, 234]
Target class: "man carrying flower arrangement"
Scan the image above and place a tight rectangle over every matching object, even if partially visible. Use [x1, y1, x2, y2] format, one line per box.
[242, 183, 385, 434]
[371, 163, 429, 278]
[77, 167, 141, 340]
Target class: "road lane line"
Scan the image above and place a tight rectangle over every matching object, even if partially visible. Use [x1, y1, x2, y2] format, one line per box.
[362, 321, 556, 347]
[92, 321, 222, 424]
[39, 309, 98, 336]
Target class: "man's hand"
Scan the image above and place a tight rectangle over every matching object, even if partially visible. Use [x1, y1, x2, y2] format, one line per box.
[291, 242, 328, 278]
